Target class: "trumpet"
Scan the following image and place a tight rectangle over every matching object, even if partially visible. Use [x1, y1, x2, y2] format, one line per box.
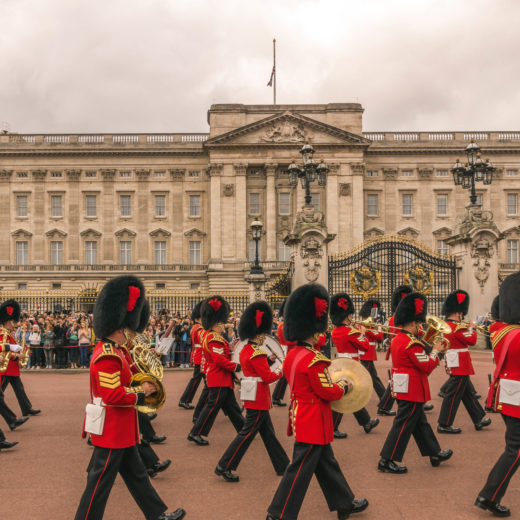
[350, 318, 399, 336]
[460, 321, 491, 337]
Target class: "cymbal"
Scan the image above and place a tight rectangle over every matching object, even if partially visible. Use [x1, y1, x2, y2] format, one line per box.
[328, 358, 373, 414]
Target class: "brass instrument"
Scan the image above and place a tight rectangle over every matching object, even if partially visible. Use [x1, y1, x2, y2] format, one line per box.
[423, 315, 451, 350]
[460, 320, 491, 337]
[0, 327, 16, 372]
[328, 357, 373, 414]
[129, 332, 166, 413]
[350, 318, 399, 336]
[18, 332, 30, 369]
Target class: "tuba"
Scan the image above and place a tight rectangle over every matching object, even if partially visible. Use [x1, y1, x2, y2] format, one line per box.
[129, 332, 166, 413]
[18, 333, 31, 369]
[0, 327, 17, 372]
[423, 315, 451, 350]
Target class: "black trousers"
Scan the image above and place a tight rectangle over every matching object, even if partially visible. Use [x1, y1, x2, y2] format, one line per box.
[440, 375, 477, 395]
[179, 364, 203, 404]
[0, 427, 5, 441]
[190, 386, 244, 437]
[480, 415, 520, 504]
[138, 440, 159, 470]
[1, 375, 32, 416]
[438, 375, 485, 427]
[193, 376, 209, 423]
[380, 399, 440, 462]
[332, 407, 370, 431]
[361, 360, 386, 400]
[75, 445, 167, 520]
[0, 385, 17, 426]
[378, 383, 396, 412]
[218, 409, 289, 474]
[272, 376, 288, 402]
[268, 441, 355, 520]
[138, 412, 156, 442]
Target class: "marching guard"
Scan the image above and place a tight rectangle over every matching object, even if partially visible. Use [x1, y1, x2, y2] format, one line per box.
[267, 283, 368, 520]
[437, 290, 491, 434]
[476, 272, 520, 517]
[188, 296, 244, 445]
[378, 292, 452, 473]
[216, 301, 289, 482]
[74, 275, 185, 520]
[329, 293, 379, 436]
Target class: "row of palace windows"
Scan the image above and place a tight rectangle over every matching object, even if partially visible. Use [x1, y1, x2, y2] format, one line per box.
[15, 170, 203, 179]
[248, 192, 320, 215]
[365, 193, 520, 217]
[366, 169, 519, 178]
[14, 240, 203, 266]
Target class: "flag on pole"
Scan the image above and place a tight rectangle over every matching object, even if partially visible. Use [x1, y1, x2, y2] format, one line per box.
[267, 65, 275, 87]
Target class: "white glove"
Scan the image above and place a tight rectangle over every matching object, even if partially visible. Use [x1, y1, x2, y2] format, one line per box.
[9, 344, 22, 353]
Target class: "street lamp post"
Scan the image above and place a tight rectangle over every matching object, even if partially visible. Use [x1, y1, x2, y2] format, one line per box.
[451, 140, 495, 205]
[287, 141, 329, 205]
[250, 219, 263, 274]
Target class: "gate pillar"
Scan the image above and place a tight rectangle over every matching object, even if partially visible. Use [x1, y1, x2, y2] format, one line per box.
[284, 204, 335, 290]
[446, 205, 504, 319]
[245, 271, 267, 303]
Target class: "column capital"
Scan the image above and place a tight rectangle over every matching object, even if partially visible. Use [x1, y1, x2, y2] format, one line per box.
[0, 169, 13, 181]
[328, 163, 340, 175]
[418, 167, 433, 179]
[169, 169, 185, 181]
[349, 162, 365, 176]
[101, 169, 116, 180]
[65, 169, 82, 180]
[382, 167, 398, 180]
[265, 163, 278, 176]
[32, 169, 47, 181]
[233, 163, 247, 176]
[135, 168, 151, 180]
[208, 163, 224, 177]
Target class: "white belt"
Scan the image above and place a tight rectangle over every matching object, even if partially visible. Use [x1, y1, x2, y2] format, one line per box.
[337, 353, 360, 359]
[241, 376, 262, 382]
[451, 348, 469, 353]
[194, 344, 201, 349]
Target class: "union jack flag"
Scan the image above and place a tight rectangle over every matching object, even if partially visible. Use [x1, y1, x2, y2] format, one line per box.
[267, 65, 275, 87]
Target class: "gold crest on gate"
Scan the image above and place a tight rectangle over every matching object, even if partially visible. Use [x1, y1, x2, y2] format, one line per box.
[350, 263, 381, 300]
[403, 264, 434, 294]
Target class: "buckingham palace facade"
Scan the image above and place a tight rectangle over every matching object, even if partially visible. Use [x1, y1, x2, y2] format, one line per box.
[0, 102, 519, 293]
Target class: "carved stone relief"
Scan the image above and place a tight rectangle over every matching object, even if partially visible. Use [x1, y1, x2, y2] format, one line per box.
[223, 184, 234, 197]
[260, 119, 309, 143]
[339, 184, 351, 196]
[471, 233, 495, 289]
[300, 235, 324, 282]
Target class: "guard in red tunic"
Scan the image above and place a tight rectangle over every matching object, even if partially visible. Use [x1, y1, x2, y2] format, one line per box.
[74, 276, 185, 520]
[489, 295, 507, 337]
[188, 296, 244, 446]
[272, 300, 295, 407]
[0, 301, 35, 432]
[329, 293, 379, 438]
[216, 301, 289, 482]
[267, 283, 368, 520]
[437, 290, 490, 434]
[476, 272, 520, 517]
[378, 292, 452, 474]
[179, 301, 204, 409]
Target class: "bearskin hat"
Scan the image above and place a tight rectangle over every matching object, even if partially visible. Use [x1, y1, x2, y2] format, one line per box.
[394, 292, 428, 326]
[201, 296, 230, 330]
[283, 283, 329, 342]
[238, 301, 273, 341]
[490, 295, 500, 320]
[330, 293, 354, 326]
[136, 300, 151, 333]
[360, 299, 381, 320]
[499, 271, 520, 324]
[278, 299, 286, 320]
[0, 299, 21, 324]
[93, 275, 148, 339]
[391, 285, 413, 313]
[191, 300, 203, 322]
[442, 290, 470, 317]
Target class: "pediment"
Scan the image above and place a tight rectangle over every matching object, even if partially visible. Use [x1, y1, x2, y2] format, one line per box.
[45, 228, 67, 238]
[364, 227, 384, 238]
[80, 228, 102, 238]
[432, 226, 452, 236]
[115, 228, 136, 238]
[205, 111, 370, 148]
[149, 228, 171, 238]
[397, 227, 420, 238]
[11, 228, 32, 238]
[184, 227, 206, 238]
[503, 225, 520, 236]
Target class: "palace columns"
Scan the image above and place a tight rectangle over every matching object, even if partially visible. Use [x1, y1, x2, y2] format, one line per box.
[265, 163, 277, 260]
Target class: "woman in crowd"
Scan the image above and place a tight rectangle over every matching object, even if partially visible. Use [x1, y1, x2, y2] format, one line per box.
[42, 322, 55, 369]
[78, 319, 91, 368]
[66, 321, 80, 368]
[28, 324, 42, 369]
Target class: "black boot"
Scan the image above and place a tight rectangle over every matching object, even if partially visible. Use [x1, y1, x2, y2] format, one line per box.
[215, 465, 239, 482]
[377, 458, 407, 474]
[475, 496, 510, 517]
[475, 417, 492, 431]
[363, 418, 379, 433]
[334, 430, 348, 439]
[430, 449, 453, 467]
[0, 440, 19, 450]
[9, 417, 28, 431]
[187, 433, 209, 445]
[337, 498, 369, 519]
[157, 510, 186, 520]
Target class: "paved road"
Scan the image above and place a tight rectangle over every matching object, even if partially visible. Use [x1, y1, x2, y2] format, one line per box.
[1, 350, 517, 520]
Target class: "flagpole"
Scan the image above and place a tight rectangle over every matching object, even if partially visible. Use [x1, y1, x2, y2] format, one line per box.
[273, 38, 276, 105]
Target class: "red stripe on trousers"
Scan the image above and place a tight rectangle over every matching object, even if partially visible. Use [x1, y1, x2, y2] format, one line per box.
[491, 449, 520, 502]
[225, 411, 261, 469]
[84, 448, 112, 520]
[390, 403, 417, 461]
[446, 378, 463, 425]
[196, 387, 221, 435]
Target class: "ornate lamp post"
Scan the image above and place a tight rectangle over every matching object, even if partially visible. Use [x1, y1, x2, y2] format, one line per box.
[250, 219, 263, 274]
[451, 140, 495, 205]
[288, 141, 329, 205]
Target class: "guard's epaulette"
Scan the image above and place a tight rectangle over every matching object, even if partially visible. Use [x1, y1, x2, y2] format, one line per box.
[307, 348, 332, 368]
[491, 325, 520, 350]
[405, 337, 424, 350]
[93, 343, 122, 364]
[206, 331, 226, 345]
[347, 328, 361, 336]
[250, 345, 267, 359]
[454, 323, 469, 334]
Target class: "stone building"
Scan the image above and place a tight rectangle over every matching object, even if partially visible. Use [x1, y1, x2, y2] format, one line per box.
[0, 103, 519, 295]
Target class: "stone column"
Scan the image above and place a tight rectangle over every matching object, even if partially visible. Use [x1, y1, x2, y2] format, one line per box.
[101, 169, 116, 263]
[65, 170, 82, 264]
[135, 169, 151, 263]
[245, 271, 267, 302]
[350, 162, 365, 246]
[32, 170, 47, 264]
[208, 164, 223, 262]
[446, 205, 504, 319]
[169, 169, 185, 264]
[265, 163, 277, 260]
[234, 164, 247, 261]
[383, 168, 398, 233]
[0, 170, 13, 265]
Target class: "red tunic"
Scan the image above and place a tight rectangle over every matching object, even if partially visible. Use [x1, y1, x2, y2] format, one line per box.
[489, 321, 507, 335]
[360, 329, 383, 361]
[277, 322, 297, 351]
[87, 341, 145, 449]
[0, 328, 20, 377]
[331, 325, 369, 361]
[284, 346, 344, 445]
[444, 320, 477, 376]
[239, 343, 281, 410]
[203, 330, 238, 388]
[390, 331, 440, 402]
[190, 323, 204, 365]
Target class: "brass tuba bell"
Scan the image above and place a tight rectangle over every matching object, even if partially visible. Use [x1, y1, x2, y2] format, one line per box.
[423, 315, 451, 350]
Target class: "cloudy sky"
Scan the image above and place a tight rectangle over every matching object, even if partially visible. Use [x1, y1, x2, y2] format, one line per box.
[1, 0, 518, 133]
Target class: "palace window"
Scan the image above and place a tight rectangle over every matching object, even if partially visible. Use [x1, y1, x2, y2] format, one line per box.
[188, 170, 200, 177]
[367, 194, 379, 216]
[437, 170, 449, 177]
[120, 195, 131, 217]
[507, 194, 518, 215]
[52, 283, 61, 290]
[18, 283, 27, 290]
[506, 169, 518, 177]
[189, 195, 201, 217]
[249, 193, 261, 215]
[249, 239, 257, 262]
[279, 240, 291, 262]
[154, 241, 166, 265]
[119, 171, 131, 178]
[475, 194, 483, 206]
[86, 195, 97, 217]
[154, 171, 166, 178]
[401, 170, 413, 177]
[366, 170, 378, 177]
[17, 172, 28, 178]
[309, 193, 320, 212]
[17, 196, 28, 217]
[402, 194, 413, 216]
[156, 283, 166, 289]
[190, 282, 200, 290]
[279, 193, 290, 215]
[155, 195, 166, 217]
[437, 240, 449, 255]
[85, 171, 97, 178]
[51, 171, 62, 178]
[120, 241, 132, 265]
[507, 239, 519, 264]
[16, 241, 28, 265]
[436, 194, 448, 216]
[85, 241, 97, 265]
[189, 241, 201, 265]
[51, 195, 62, 217]
[50, 241, 63, 265]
